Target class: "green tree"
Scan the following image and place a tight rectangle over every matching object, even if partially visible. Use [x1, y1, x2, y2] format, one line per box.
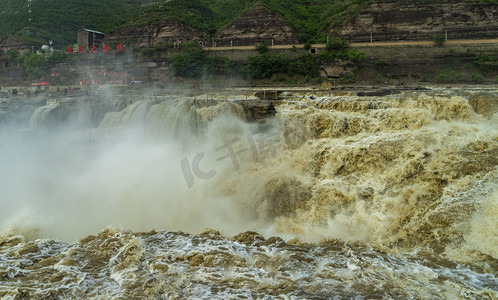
[325, 37, 349, 52]
[345, 48, 365, 66]
[476, 54, 497, 75]
[375, 59, 388, 75]
[256, 43, 269, 54]
[433, 33, 446, 47]
[243, 53, 287, 80]
[288, 53, 319, 77]
[170, 48, 213, 78]
[17, 53, 48, 78]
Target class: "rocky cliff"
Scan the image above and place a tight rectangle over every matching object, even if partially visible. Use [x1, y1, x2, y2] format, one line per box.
[104, 1, 497, 49]
[216, 2, 299, 47]
[105, 2, 299, 49]
[104, 19, 208, 49]
[0, 37, 32, 55]
[340, 1, 498, 42]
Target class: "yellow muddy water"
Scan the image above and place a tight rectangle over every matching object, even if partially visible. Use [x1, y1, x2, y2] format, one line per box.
[0, 87, 496, 299]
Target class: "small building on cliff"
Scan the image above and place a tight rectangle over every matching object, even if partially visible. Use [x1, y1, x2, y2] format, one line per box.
[78, 29, 105, 49]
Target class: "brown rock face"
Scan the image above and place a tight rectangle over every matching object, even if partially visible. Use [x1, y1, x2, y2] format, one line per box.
[340, 1, 498, 42]
[105, 19, 208, 48]
[320, 61, 355, 79]
[216, 2, 299, 47]
[0, 37, 31, 55]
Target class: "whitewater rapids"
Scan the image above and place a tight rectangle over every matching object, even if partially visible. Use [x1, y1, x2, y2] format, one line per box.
[0, 87, 496, 299]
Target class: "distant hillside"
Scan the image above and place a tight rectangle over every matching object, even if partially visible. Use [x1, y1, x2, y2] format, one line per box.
[0, 0, 496, 48]
[123, 0, 497, 43]
[126, 0, 372, 43]
[0, 0, 158, 47]
[342, 0, 498, 42]
[126, 0, 259, 35]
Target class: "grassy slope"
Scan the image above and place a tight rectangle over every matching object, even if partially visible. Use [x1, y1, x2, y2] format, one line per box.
[127, 0, 258, 35]
[124, 0, 497, 43]
[0, 0, 158, 47]
[1, 0, 496, 47]
[127, 0, 371, 42]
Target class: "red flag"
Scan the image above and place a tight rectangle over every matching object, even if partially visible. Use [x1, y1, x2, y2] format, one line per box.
[78, 45, 85, 54]
[103, 44, 110, 53]
[67, 46, 73, 54]
[116, 43, 124, 52]
[90, 45, 97, 53]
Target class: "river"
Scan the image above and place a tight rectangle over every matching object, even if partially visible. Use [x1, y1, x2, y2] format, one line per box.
[0, 86, 496, 299]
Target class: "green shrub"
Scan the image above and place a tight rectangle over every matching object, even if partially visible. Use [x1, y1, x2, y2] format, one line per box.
[476, 54, 496, 74]
[433, 33, 446, 47]
[180, 41, 202, 50]
[256, 43, 269, 54]
[141, 48, 155, 57]
[375, 59, 388, 74]
[420, 75, 430, 82]
[318, 50, 339, 63]
[318, 47, 365, 67]
[46, 51, 74, 64]
[434, 68, 464, 83]
[325, 37, 349, 52]
[14, 52, 49, 78]
[243, 53, 287, 80]
[338, 71, 357, 84]
[170, 48, 213, 78]
[346, 48, 365, 66]
[471, 73, 484, 82]
[243, 52, 321, 80]
[288, 53, 319, 77]
[7, 49, 19, 59]
[271, 73, 287, 82]
[435, 72, 447, 83]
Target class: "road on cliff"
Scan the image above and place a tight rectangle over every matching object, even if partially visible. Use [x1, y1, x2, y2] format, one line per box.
[203, 39, 498, 51]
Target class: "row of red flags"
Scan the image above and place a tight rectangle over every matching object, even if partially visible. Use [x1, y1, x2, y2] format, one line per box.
[67, 43, 124, 54]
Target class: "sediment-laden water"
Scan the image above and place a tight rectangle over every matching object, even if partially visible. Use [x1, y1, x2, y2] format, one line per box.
[0, 87, 496, 299]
